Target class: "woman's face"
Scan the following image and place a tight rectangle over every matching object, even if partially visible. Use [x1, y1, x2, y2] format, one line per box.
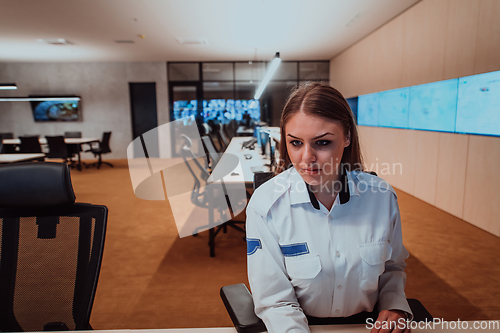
[285, 111, 350, 188]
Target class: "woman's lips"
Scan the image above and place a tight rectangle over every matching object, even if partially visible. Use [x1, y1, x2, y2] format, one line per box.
[302, 168, 320, 175]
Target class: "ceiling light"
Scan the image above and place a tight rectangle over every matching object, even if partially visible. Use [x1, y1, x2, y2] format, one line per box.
[36, 38, 74, 45]
[254, 52, 281, 100]
[0, 83, 17, 90]
[0, 97, 80, 102]
[176, 37, 209, 46]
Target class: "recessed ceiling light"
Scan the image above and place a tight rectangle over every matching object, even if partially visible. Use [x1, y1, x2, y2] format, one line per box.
[176, 37, 209, 46]
[36, 38, 74, 46]
[0, 83, 17, 90]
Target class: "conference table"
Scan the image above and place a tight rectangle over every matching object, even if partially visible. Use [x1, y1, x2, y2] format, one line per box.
[0, 153, 45, 164]
[2, 137, 99, 170]
[208, 136, 271, 186]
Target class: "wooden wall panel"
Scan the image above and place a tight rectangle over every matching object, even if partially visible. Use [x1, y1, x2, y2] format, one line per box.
[443, 0, 479, 79]
[413, 131, 440, 205]
[435, 133, 468, 219]
[366, 127, 417, 195]
[463, 136, 500, 237]
[401, 0, 449, 87]
[474, 0, 500, 74]
[357, 126, 376, 170]
[330, 0, 500, 236]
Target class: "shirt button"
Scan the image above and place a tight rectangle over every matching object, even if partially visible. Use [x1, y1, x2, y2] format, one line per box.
[335, 309, 340, 314]
[336, 251, 340, 257]
[337, 285, 342, 290]
[328, 215, 333, 220]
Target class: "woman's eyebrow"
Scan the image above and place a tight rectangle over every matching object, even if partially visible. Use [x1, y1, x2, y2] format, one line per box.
[287, 132, 334, 140]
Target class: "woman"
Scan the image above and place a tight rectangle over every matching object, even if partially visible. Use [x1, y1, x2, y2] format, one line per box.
[246, 83, 412, 333]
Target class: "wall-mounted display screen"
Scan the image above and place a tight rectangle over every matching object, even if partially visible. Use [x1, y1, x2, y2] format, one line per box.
[456, 71, 500, 136]
[357, 93, 379, 126]
[30, 97, 81, 122]
[357, 69, 500, 137]
[409, 79, 458, 132]
[378, 87, 410, 129]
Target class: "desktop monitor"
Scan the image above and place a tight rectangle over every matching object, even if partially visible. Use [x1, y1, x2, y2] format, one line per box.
[260, 131, 269, 156]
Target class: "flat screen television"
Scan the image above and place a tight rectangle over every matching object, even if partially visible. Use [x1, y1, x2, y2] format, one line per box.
[30, 96, 81, 122]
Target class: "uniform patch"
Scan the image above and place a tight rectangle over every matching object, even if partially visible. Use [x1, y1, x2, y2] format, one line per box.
[247, 238, 262, 255]
[280, 242, 309, 257]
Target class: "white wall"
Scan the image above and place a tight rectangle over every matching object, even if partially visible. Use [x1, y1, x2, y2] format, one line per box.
[0, 62, 169, 159]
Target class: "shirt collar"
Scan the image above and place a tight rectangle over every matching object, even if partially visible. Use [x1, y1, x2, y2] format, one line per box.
[289, 166, 359, 210]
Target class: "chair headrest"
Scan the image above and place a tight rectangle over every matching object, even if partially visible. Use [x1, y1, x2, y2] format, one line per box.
[0, 162, 76, 208]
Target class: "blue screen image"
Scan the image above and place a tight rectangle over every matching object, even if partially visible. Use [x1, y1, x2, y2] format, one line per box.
[456, 70, 500, 136]
[357, 93, 379, 126]
[378, 87, 410, 129]
[409, 79, 458, 132]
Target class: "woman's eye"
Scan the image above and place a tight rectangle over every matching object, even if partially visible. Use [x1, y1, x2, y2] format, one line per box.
[316, 140, 331, 146]
[290, 140, 302, 147]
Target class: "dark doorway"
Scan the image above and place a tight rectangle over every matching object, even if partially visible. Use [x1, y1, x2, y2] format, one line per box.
[129, 82, 159, 158]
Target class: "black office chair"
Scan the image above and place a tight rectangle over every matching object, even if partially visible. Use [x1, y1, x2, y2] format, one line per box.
[0, 132, 15, 153]
[220, 170, 433, 333]
[45, 135, 78, 167]
[180, 134, 247, 257]
[0, 162, 108, 332]
[85, 132, 113, 169]
[64, 131, 82, 138]
[19, 136, 42, 153]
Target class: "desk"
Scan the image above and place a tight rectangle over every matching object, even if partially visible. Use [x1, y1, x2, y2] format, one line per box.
[208, 137, 270, 185]
[0, 153, 45, 163]
[2, 137, 99, 170]
[236, 126, 254, 137]
[34, 321, 500, 332]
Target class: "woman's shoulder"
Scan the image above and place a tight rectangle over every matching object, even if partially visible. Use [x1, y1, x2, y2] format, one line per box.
[247, 169, 293, 217]
[349, 170, 397, 198]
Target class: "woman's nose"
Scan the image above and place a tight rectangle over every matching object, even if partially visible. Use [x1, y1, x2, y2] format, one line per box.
[302, 144, 316, 163]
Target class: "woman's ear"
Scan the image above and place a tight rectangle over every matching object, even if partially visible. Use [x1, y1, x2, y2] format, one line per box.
[345, 130, 351, 148]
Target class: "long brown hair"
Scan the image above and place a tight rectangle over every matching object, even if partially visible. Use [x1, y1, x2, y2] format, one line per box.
[277, 83, 363, 173]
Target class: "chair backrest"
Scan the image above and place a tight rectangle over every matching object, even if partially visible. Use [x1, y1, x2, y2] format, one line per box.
[45, 135, 69, 158]
[179, 135, 210, 206]
[64, 131, 82, 138]
[100, 132, 112, 154]
[201, 135, 221, 168]
[253, 172, 274, 190]
[0, 132, 14, 140]
[219, 125, 229, 147]
[0, 162, 107, 332]
[19, 136, 42, 153]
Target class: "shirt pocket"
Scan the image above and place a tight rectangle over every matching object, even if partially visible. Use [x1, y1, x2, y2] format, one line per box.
[358, 241, 392, 292]
[284, 255, 322, 280]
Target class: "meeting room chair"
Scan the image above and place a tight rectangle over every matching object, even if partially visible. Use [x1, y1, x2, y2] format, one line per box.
[0, 162, 108, 332]
[180, 134, 247, 257]
[201, 135, 222, 171]
[64, 131, 82, 138]
[19, 136, 42, 153]
[45, 135, 78, 168]
[0, 132, 16, 153]
[85, 132, 113, 169]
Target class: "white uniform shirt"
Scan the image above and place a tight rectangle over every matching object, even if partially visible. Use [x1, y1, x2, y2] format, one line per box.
[246, 167, 412, 333]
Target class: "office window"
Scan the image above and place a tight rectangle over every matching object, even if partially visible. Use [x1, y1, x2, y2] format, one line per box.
[202, 63, 233, 81]
[169, 63, 199, 81]
[235, 62, 266, 81]
[274, 62, 298, 81]
[299, 62, 329, 80]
